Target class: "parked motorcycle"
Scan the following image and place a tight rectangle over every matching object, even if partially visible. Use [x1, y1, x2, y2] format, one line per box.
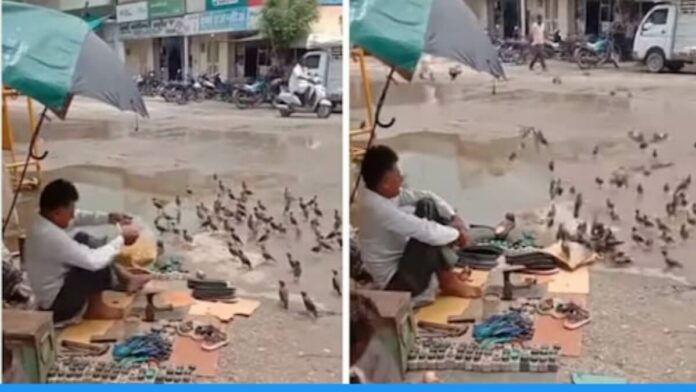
[574, 36, 620, 70]
[496, 39, 529, 65]
[233, 77, 284, 109]
[198, 74, 218, 100]
[274, 76, 332, 119]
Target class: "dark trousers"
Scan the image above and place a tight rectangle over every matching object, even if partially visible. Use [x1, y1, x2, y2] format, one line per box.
[529, 44, 547, 71]
[49, 232, 115, 323]
[385, 199, 454, 297]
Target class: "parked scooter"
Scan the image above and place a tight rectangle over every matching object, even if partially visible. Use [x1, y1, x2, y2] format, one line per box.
[198, 74, 217, 100]
[574, 36, 620, 70]
[274, 76, 332, 118]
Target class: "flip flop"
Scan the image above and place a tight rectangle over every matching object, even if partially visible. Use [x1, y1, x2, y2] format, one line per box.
[176, 320, 198, 339]
[201, 329, 229, 351]
[520, 267, 559, 275]
[563, 303, 591, 330]
[535, 298, 556, 316]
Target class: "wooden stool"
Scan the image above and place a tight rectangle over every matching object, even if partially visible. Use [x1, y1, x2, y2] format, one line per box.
[355, 289, 415, 378]
[3, 309, 56, 383]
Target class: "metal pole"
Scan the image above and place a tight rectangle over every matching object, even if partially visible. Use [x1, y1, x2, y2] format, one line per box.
[183, 35, 189, 80]
[3, 107, 49, 235]
[349, 68, 396, 205]
[521, 0, 527, 36]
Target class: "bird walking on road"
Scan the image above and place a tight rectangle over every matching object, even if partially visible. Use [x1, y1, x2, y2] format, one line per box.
[301, 292, 319, 319]
[278, 281, 289, 310]
[242, 181, 253, 196]
[183, 229, 194, 244]
[662, 249, 683, 270]
[240, 251, 253, 270]
[332, 270, 341, 296]
[260, 244, 275, 263]
[292, 260, 302, 282]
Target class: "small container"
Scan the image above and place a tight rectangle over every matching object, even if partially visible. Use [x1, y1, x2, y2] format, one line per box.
[483, 292, 502, 319]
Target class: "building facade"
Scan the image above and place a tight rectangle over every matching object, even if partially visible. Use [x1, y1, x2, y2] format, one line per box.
[473, 0, 658, 39]
[115, 0, 342, 80]
[23, 0, 342, 81]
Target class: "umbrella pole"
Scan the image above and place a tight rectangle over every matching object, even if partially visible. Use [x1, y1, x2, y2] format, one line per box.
[2, 107, 49, 235]
[349, 68, 396, 205]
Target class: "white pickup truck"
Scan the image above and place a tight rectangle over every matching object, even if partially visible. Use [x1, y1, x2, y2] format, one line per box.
[633, 0, 696, 72]
[300, 38, 342, 109]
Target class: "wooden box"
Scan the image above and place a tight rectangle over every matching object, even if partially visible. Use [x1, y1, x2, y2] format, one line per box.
[356, 289, 415, 377]
[3, 309, 56, 383]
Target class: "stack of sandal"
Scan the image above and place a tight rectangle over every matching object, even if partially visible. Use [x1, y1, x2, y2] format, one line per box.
[187, 278, 236, 301]
[505, 249, 560, 275]
[177, 321, 230, 351]
[536, 298, 591, 330]
[456, 245, 503, 271]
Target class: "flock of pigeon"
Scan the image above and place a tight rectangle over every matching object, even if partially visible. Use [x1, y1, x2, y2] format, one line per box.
[151, 174, 342, 319]
[509, 126, 694, 272]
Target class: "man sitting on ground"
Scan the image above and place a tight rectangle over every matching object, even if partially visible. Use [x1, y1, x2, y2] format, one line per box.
[25, 179, 151, 324]
[357, 145, 481, 303]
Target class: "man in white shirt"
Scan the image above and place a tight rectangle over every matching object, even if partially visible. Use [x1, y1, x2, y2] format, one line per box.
[25, 179, 149, 323]
[529, 15, 548, 71]
[357, 145, 481, 300]
[288, 60, 310, 105]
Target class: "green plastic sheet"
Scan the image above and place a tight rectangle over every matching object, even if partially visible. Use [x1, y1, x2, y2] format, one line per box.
[2, 1, 88, 112]
[350, 0, 432, 77]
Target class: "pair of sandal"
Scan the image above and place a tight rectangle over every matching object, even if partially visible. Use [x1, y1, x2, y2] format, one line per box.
[177, 320, 230, 351]
[536, 298, 591, 330]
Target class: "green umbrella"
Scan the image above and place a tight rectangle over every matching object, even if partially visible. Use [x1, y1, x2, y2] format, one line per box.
[2, 2, 147, 233]
[349, 0, 505, 202]
[2, 1, 147, 118]
[350, 0, 504, 80]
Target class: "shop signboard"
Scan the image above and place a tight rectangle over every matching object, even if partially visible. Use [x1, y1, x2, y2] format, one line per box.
[116, 2, 148, 23]
[205, 0, 247, 11]
[149, 0, 185, 19]
[119, 15, 199, 38]
[199, 8, 247, 32]
[246, 6, 262, 30]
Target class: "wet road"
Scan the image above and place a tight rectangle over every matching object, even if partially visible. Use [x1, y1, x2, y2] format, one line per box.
[6, 96, 342, 383]
[351, 59, 696, 282]
[350, 59, 696, 382]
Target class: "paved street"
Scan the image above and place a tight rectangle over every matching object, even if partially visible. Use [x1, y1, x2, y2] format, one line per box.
[7, 96, 343, 383]
[351, 58, 696, 382]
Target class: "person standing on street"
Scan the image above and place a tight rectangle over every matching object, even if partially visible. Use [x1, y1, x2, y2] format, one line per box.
[529, 15, 547, 71]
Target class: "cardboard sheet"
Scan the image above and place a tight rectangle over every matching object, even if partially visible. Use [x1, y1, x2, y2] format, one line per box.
[530, 294, 587, 357]
[455, 268, 489, 288]
[155, 290, 194, 308]
[519, 266, 589, 295]
[414, 296, 471, 325]
[531, 315, 583, 357]
[541, 240, 598, 270]
[101, 291, 135, 308]
[188, 299, 260, 322]
[60, 320, 114, 344]
[547, 266, 590, 294]
[169, 335, 219, 377]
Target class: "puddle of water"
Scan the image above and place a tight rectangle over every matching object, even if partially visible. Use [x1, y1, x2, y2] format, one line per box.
[373, 131, 549, 225]
[13, 165, 206, 233]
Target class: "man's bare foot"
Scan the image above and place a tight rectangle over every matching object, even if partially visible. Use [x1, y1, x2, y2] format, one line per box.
[438, 270, 482, 298]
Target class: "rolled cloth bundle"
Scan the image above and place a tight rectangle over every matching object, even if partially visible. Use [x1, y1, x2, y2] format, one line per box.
[116, 225, 157, 268]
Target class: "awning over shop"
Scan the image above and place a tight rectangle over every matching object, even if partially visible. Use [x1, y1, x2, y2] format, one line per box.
[291, 33, 342, 49]
[231, 32, 266, 43]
